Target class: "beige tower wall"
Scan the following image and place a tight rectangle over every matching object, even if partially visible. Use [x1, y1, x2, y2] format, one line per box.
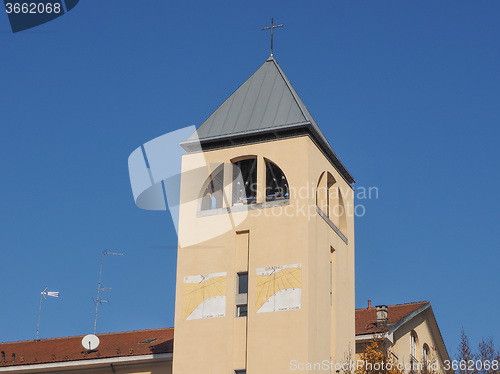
[307, 139, 356, 368]
[173, 135, 355, 374]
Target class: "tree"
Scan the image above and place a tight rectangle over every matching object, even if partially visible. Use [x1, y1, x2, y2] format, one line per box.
[456, 329, 477, 374]
[477, 337, 499, 374]
[356, 339, 404, 374]
[454, 330, 500, 374]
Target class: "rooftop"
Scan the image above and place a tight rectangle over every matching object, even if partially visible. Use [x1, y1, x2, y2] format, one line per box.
[0, 328, 173, 368]
[0, 301, 432, 367]
[355, 301, 429, 335]
[181, 56, 355, 184]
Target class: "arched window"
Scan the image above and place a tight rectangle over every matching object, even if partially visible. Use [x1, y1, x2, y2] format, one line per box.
[422, 344, 429, 361]
[316, 171, 324, 207]
[423, 344, 430, 369]
[326, 176, 336, 221]
[232, 158, 257, 205]
[265, 160, 289, 201]
[317, 172, 335, 217]
[11, 353, 15, 363]
[1, 351, 5, 364]
[316, 172, 337, 219]
[316, 172, 348, 236]
[201, 167, 224, 211]
[410, 331, 417, 360]
[337, 187, 347, 234]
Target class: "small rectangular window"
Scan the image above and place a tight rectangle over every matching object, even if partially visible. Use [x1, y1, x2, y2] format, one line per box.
[237, 305, 247, 317]
[237, 272, 248, 294]
[235, 370, 246, 374]
[236, 272, 248, 317]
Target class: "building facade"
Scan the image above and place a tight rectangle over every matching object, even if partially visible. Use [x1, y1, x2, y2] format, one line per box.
[356, 301, 450, 374]
[172, 56, 356, 374]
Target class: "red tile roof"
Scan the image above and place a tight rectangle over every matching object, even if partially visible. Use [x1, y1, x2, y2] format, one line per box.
[0, 302, 429, 367]
[0, 328, 173, 368]
[355, 301, 429, 335]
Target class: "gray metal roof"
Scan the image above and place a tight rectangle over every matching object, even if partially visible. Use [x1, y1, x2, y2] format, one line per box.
[181, 56, 355, 184]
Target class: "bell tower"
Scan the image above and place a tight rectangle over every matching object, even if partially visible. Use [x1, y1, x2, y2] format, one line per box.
[173, 56, 355, 374]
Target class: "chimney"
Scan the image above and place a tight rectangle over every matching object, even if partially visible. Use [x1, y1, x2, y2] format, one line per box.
[376, 305, 388, 327]
[368, 299, 371, 309]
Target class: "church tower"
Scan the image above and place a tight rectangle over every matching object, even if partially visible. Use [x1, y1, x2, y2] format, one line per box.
[173, 56, 355, 374]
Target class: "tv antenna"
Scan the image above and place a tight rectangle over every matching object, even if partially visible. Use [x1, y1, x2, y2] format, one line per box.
[36, 287, 59, 340]
[93, 251, 123, 334]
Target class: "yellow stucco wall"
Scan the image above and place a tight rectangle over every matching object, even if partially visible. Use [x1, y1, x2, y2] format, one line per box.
[391, 309, 448, 373]
[173, 135, 355, 374]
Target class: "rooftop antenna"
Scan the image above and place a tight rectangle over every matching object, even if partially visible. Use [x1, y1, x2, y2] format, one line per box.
[36, 287, 59, 340]
[93, 251, 123, 334]
[261, 17, 283, 57]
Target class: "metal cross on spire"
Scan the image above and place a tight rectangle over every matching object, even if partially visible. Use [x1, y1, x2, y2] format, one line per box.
[261, 18, 283, 57]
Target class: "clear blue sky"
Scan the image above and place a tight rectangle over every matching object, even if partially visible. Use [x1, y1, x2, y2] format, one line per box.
[1, 0, 498, 357]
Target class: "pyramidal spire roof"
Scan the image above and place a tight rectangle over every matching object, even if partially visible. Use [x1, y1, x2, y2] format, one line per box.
[181, 56, 354, 184]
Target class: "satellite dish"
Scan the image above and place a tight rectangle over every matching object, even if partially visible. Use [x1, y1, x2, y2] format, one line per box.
[82, 334, 100, 350]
